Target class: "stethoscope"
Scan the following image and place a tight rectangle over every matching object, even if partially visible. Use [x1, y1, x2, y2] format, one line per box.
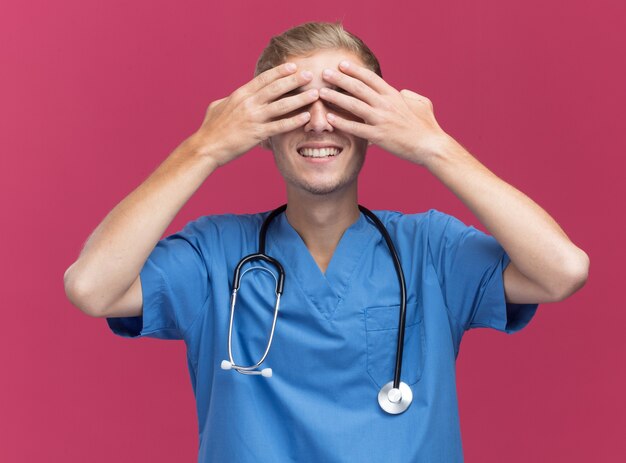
[220, 204, 413, 415]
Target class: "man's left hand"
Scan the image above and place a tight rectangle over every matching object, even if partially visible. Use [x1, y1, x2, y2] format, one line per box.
[320, 60, 453, 166]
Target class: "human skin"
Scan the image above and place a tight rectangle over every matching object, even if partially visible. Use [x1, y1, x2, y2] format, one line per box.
[316, 56, 589, 302]
[64, 62, 321, 317]
[65, 45, 589, 320]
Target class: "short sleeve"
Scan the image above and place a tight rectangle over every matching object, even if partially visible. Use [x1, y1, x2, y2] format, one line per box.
[426, 209, 539, 337]
[106, 220, 210, 340]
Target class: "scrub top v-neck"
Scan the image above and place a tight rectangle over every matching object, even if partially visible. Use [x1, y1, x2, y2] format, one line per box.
[267, 210, 379, 321]
[106, 208, 539, 463]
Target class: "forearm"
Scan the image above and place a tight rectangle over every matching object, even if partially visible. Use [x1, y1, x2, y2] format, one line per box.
[64, 134, 219, 314]
[423, 135, 589, 298]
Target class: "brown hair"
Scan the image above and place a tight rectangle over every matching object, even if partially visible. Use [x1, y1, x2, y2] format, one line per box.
[254, 21, 382, 77]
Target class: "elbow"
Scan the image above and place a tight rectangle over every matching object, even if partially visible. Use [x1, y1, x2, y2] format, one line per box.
[552, 249, 590, 302]
[64, 264, 105, 318]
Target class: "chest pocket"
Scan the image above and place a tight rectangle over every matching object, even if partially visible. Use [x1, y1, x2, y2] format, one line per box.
[365, 301, 425, 388]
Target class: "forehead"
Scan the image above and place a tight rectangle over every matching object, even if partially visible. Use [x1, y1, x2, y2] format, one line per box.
[286, 48, 366, 68]
[285, 49, 366, 89]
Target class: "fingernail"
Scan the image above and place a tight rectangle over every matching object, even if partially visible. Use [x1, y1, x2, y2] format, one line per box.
[285, 62, 296, 71]
[339, 60, 350, 69]
[327, 113, 336, 121]
[308, 89, 319, 97]
[319, 88, 329, 96]
[301, 70, 312, 79]
[323, 69, 334, 78]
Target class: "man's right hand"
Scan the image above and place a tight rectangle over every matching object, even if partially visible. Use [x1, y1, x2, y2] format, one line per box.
[65, 64, 320, 319]
[190, 62, 319, 167]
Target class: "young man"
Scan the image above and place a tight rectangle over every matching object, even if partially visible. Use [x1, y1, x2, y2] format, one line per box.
[64, 22, 589, 462]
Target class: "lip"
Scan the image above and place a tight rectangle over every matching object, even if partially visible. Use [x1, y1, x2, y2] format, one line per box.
[300, 154, 339, 164]
[296, 142, 343, 150]
[296, 144, 343, 164]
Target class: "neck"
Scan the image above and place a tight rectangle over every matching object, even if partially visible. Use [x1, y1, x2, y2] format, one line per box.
[284, 186, 360, 274]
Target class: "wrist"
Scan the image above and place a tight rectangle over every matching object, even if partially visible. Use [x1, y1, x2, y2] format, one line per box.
[421, 134, 468, 171]
[181, 133, 225, 169]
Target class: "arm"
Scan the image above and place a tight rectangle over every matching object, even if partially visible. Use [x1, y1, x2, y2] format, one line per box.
[423, 136, 589, 303]
[318, 60, 589, 303]
[63, 137, 218, 317]
[64, 62, 318, 317]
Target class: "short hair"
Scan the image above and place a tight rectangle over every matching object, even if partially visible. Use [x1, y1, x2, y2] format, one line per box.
[254, 21, 382, 78]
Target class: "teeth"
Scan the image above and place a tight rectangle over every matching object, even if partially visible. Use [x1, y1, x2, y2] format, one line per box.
[298, 147, 341, 158]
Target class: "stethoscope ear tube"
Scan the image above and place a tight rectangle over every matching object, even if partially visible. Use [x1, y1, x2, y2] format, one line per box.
[223, 251, 285, 377]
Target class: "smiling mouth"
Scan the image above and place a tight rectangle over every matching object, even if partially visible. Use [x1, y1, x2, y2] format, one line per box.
[297, 147, 343, 158]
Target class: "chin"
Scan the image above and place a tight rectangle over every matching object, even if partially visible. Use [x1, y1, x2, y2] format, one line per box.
[295, 177, 356, 196]
[302, 185, 343, 196]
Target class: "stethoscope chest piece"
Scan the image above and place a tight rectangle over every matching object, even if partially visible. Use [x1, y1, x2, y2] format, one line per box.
[378, 381, 413, 415]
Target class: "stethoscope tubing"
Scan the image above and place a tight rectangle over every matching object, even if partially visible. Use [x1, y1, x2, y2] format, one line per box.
[357, 206, 408, 390]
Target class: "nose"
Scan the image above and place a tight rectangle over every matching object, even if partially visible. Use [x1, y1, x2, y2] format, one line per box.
[304, 99, 333, 133]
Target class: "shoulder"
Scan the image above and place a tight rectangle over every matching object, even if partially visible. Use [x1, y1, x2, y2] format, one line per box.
[369, 209, 472, 256]
[172, 210, 271, 250]
[182, 210, 270, 232]
[371, 208, 455, 234]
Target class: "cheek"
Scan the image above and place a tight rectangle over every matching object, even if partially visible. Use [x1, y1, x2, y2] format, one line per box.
[269, 139, 295, 162]
[354, 137, 369, 151]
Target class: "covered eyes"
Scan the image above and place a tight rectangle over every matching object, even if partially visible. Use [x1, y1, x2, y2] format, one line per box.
[277, 87, 359, 119]
[280, 89, 300, 99]
[280, 86, 351, 99]
[323, 100, 345, 112]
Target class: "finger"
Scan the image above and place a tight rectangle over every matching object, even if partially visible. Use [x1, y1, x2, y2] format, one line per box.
[239, 62, 299, 96]
[264, 88, 319, 119]
[337, 60, 395, 95]
[321, 68, 382, 107]
[318, 87, 376, 122]
[325, 112, 374, 140]
[254, 69, 314, 105]
[263, 111, 312, 137]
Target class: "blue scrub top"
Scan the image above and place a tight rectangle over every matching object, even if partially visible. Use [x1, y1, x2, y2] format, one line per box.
[107, 209, 539, 462]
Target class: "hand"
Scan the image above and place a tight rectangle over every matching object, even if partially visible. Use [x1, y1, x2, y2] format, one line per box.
[189, 63, 319, 167]
[319, 60, 452, 166]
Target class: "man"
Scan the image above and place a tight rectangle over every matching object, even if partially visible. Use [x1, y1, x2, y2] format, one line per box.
[64, 22, 589, 462]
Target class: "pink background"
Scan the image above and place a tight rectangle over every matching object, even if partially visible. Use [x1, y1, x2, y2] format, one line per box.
[2, 0, 624, 461]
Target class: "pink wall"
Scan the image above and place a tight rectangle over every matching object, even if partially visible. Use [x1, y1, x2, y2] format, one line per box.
[2, 0, 624, 461]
